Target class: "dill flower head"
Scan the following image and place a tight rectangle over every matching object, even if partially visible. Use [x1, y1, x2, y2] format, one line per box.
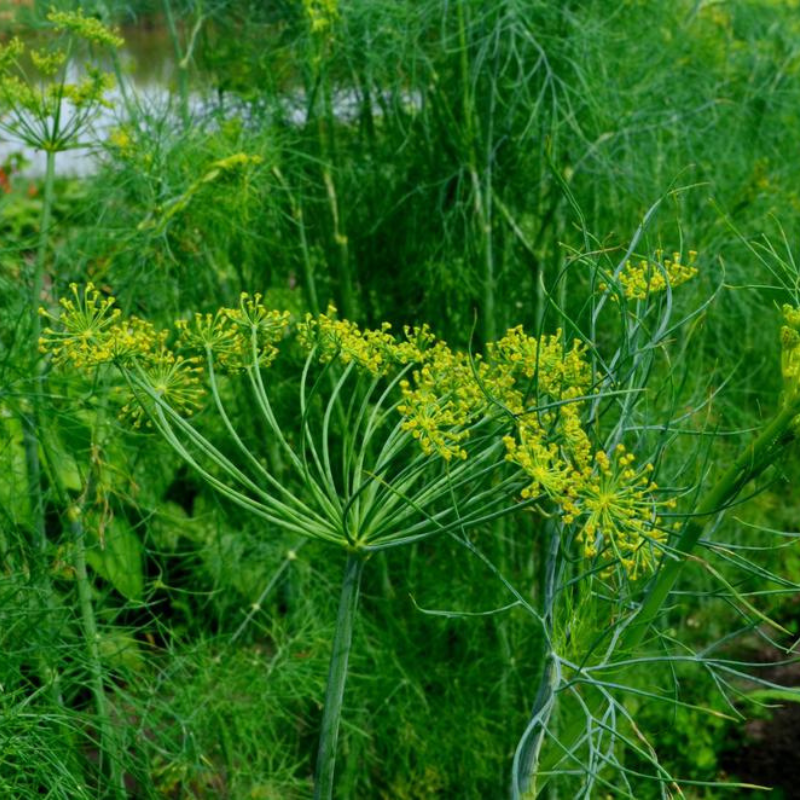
[397, 380, 471, 461]
[60, 66, 116, 110]
[222, 293, 290, 369]
[0, 12, 120, 151]
[47, 8, 125, 49]
[302, 0, 340, 33]
[121, 348, 204, 428]
[503, 421, 577, 504]
[574, 445, 673, 579]
[105, 316, 160, 362]
[0, 38, 24, 73]
[488, 326, 591, 399]
[396, 342, 495, 461]
[781, 304, 800, 393]
[601, 250, 699, 301]
[391, 324, 437, 364]
[176, 310, 248, 372]
[39, 282, 122, 369]
[297, 305, 394, 375]
[41, 283, 205, 427]
[397, 324, 595, 465]
[29, 48, 67, 78]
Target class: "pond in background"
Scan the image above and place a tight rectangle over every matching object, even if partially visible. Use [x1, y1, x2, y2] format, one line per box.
[0, 13, 420, 177]
[0, 17, 185, 176]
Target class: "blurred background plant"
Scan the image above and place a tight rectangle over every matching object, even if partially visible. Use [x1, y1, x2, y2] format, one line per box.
[3, 0, 800, 797]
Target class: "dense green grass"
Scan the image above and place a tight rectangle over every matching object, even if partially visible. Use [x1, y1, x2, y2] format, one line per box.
[3, 1, 800, 797]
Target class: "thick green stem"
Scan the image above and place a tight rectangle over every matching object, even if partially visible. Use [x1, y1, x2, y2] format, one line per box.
[71, 508, 125, 798]
[531, 397, 799, 791]
[622, 399, 797, 649]
[314, 552, 365, 800]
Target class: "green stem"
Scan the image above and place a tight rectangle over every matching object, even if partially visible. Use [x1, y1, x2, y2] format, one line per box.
[23, 148, 57, 553]
[314, 552, 365, 800]
[623, 399, 797, 649]
[163, 0, 190, 127]
[23, 149, 62, 709]
[531, 397, 799, 790]
[71, 508, 125, 798]
[272, 167, 320, 315]
[310, 36, 356, 320]
[322, 166, 356, 320]
[456, 0, 496, 342]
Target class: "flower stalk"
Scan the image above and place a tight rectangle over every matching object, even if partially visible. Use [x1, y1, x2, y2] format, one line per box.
[70, 506, 126, 798]
[314, 552, 365, 799]
[23, 148, 56, 553]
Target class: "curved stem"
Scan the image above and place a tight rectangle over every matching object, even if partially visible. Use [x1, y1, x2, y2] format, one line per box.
[314, 552, 365, 800]
[514, 524, 561, 798]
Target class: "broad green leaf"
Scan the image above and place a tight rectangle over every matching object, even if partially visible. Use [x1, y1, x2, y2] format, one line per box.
[0, 407, 31, 529]
[85, 514, 144, 601]
[41, 422, 82, 494]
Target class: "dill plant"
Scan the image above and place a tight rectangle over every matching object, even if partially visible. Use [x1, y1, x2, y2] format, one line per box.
[506, 233, 800, 797]
[0, 11, 127, 796]
[20, 1, 800, 793]
[0, 5, 122, 554]
[39, 269, 705, 796]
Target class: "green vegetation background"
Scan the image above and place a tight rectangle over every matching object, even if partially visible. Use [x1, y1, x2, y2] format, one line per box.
[2, 0, 800, 797]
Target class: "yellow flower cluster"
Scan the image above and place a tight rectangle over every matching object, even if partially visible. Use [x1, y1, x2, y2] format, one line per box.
[302, 0, 339, 33]
[505, 422, 671, 578]
[577, 445, 672, 579]
[600, 250, 699, 301]
[30, 48, 67, 78]
[222, 292, 291, 368]
[42, 285, 675, 576]
[297, 306, 436, 376]
[39, 282, 123, 369]
[397, 345, 484, 461]
[0, 38, 23, 73]
[504, 426, 576, 502]
[107, 126, 135, 158]
[488, 326, 591, 401]
[297, 305, 394, 375]
[40, 284, 204, 426]
[120, 348, 204, 429]
[396, 327, 591, 465]
[492, 326, 672, 577]
[61, 67, 115, 109]
[0, 11, 121, 152]
[781, 304, 800, 392]
[176, 310, 243, 366]
[176, 293, 290, 371]
[47, 9, 125, 49]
